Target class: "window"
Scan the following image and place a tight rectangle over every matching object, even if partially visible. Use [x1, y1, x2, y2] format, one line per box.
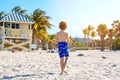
[5, 23, 10, 28]
[7, 24, 10, 28]
[12, 23, 15, 28]
[29, 24, 32, 29]
[16, 24, 19, 29]
[12, 23, 19, 29]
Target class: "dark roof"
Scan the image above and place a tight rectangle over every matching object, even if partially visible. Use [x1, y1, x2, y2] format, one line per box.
[0, 11, 34, 23]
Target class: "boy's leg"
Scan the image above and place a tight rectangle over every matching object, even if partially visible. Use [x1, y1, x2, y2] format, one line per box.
[60, 58, 64, 75]
[63, 57, 68, 73]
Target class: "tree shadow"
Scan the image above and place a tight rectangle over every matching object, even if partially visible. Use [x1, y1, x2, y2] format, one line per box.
[0, 74, 36, 79]
[0, 72, 55, 79]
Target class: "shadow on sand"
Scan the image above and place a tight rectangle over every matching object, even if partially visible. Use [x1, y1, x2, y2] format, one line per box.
[0, 72, 55, 79]
[0, 74, 36, 79]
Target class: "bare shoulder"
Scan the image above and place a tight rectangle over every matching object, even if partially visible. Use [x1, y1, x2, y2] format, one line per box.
[56, 32, 60, 35]
[65, 32, 68, 36]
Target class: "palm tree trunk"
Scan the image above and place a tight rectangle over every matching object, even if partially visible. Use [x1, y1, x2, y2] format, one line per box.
[41, 40, 47, 50]
[101, 37, 104, 51]
[31, 29, 36, 50]
[32, 29, 39, 50]
[92, 37, 94, 48]
[114, 37, 116, 52]
[32, 29, 36, 44]
[109, 37, 112, 50]
[84, 35, 86, 47]
[87, 35, 89, 48]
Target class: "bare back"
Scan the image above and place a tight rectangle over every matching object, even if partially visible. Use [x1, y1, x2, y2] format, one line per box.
[56, 31, 69, 43]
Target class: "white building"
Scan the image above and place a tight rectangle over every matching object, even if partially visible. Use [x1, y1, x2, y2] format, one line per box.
[0, 11, 34, 51]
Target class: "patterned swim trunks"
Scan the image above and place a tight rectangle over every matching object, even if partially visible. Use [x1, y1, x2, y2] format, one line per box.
[58, 42, 69, 58]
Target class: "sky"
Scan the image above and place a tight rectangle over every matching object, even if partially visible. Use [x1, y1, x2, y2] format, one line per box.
[0, 0, 120, 39]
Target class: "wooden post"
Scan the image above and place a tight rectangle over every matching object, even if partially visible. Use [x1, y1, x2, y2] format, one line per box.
[30, 24, 32, 30]
[2, 36, 5, 49]
[30, 38, 32, 50]
[3, 22, 5, 36]
[29, 24, 32, 50]
[2, 22, 5, 50]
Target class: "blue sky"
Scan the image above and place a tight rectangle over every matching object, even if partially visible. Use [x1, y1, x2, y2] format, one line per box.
[0, 0, 120, 38]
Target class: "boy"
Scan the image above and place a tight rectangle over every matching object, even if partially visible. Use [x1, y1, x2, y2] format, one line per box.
[56, 21, 70, 75]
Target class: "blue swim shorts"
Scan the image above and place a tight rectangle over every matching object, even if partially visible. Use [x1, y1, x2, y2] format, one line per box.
[58, 42, 69, 58]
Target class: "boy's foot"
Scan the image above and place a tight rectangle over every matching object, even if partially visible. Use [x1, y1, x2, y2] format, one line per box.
[63, 70, 68, 74]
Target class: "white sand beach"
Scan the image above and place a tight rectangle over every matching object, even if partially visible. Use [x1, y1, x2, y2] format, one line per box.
[0, 50, 120, 80]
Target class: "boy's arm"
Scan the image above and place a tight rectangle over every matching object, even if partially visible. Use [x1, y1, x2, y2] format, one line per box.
[66, 33, 70, 45]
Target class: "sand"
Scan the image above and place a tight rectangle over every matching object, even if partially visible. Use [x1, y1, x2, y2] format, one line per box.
[0, 50, 120, 80]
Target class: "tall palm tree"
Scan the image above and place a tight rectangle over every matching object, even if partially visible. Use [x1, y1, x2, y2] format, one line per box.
[36, 30, 49, 50]
[111, 20, 120, 37]
[32, 9, 52, 29]
[111, 20, 120, 51]
[31, 8, 52, 50]
[97, 24, 108, 51]
[82, 28, 88, 44]
[11, 6, 26, 15]
[90, 31, 96, 48]
[87, 25, 94, 46]
[108, 28, 115, 50]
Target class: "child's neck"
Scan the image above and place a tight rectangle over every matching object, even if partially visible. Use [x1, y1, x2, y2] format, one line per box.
[61, 30, 64, 32]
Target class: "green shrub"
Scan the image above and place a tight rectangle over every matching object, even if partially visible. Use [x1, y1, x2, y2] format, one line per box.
[112, 38, 120, 50]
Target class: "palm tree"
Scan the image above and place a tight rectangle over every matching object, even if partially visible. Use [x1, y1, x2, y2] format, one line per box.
[31, 8, 52, 50]
[111, 20, 120, 37]
[108, 28, 115, 50]
[32, 9, 52, 29]
[90, 31, 96, 48]
[87, 25, 94, 46]
[111, 20, 120, 51]
[82, 28, 88, 45]
[0, 11, 7, 18]
[11, 6, 26, 15]
[97, 24, 108, 51]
